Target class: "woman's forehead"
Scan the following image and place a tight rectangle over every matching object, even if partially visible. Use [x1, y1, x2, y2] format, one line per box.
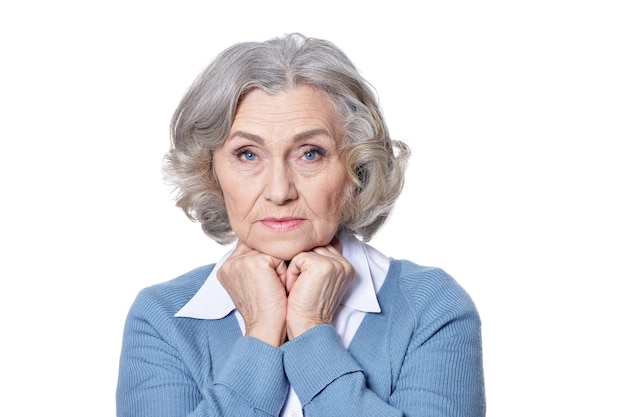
[229, 86, 341, 143]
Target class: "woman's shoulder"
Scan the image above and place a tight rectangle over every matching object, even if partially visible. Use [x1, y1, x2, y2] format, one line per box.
[386, 259, 479, 317]
[130, 264, 216, 318]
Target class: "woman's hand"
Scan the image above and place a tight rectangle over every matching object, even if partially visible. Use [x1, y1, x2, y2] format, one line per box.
[217, 241, 288, 347]
[284, 239, 355, 340]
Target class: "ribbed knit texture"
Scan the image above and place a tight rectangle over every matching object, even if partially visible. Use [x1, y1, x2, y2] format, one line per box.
[116, 260, 486, 417]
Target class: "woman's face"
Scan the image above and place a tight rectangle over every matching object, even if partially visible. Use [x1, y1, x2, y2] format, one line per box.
[213, 85, 348, 260]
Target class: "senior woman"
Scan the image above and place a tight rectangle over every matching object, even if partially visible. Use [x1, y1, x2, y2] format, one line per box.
[117, 33, 486, 417]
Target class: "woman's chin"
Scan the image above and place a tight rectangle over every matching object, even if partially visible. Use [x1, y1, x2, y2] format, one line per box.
[246, 240, 315, 261]
[241, 229, 339, 261]
[259, 245, 305, 262]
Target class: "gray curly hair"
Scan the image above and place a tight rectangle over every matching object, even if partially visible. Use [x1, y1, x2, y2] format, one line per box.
[164, 33, 410, 244]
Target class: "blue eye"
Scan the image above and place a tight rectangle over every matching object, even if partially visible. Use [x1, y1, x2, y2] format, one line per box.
[303, 151, 317, 161]
[237, 149, 256, 161]
[303, 148, 324, 161]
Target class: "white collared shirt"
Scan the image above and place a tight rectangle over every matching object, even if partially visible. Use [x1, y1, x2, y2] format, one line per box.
[175, 231, 390, 417]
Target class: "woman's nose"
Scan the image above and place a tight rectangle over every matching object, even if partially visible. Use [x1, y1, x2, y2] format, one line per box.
[262, 160, 297, 204]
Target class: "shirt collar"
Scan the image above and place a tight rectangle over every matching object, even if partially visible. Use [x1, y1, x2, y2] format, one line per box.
[174, 231, 387, 319]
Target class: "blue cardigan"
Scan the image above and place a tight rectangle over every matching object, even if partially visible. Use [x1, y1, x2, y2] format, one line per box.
[116, 259, 486, 416]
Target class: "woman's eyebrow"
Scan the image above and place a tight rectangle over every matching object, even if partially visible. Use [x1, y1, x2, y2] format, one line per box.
[293, 128, 333, 143]
[227, 128, 333, 144]
[227, 131, 264, 144]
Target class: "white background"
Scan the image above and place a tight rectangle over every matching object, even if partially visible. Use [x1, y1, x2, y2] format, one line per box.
[1, 1, 624, 416]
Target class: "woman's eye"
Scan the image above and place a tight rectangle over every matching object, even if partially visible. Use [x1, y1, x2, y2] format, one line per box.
[302, 148, 324, 161]
[236, 149, 257, 161]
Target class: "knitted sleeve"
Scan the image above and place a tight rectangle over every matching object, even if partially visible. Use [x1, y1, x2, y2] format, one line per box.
[116, 287, 289, 417]
[280, 262, 486, 417]
[282, 324, 404, 416]
[389, 265, 486, 416]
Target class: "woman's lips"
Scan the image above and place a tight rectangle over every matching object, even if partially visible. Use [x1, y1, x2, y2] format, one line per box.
[260, 217, 304, 231]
